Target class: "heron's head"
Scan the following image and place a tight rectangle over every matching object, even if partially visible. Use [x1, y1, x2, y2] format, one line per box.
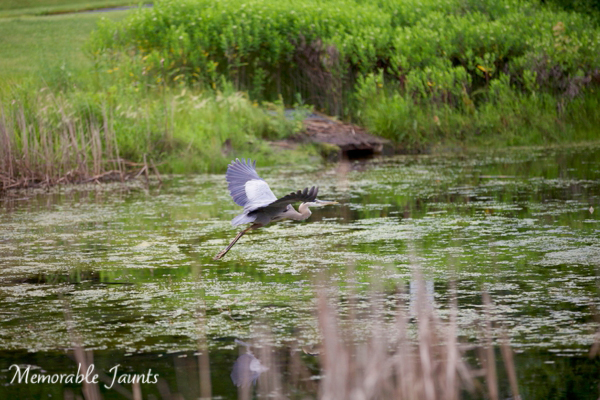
[297, 199, 338, 220]
[303, 199, 339, 207]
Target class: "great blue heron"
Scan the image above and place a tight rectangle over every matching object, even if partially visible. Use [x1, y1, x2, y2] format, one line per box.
[213, 158, 338, 260]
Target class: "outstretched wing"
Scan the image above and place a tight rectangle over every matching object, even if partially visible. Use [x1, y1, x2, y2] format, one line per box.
[249, 186, 318, 214]
[226, 158, 277, 209]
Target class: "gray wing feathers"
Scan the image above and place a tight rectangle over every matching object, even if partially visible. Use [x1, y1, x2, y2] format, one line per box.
[226, 158, 263, 207]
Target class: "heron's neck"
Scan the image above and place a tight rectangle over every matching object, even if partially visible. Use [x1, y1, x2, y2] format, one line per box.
[288, 203, 312, 221]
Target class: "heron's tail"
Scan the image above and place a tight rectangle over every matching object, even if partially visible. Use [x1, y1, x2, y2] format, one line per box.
[231, 213, 256, 226]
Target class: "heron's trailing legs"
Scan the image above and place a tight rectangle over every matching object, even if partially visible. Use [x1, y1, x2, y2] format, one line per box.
[213, 224, 258, 260]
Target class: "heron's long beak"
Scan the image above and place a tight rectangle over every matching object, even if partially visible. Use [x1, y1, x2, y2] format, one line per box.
[314, 199, 338, 206]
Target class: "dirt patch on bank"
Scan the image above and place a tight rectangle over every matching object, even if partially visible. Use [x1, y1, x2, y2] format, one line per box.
[272, 114, 392, 160]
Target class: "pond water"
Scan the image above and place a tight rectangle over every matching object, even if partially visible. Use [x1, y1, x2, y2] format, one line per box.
[0, 145, 599, 399]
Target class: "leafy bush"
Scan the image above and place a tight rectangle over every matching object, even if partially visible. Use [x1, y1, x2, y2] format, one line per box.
[92, 0, 600, 105]
[4, 0, 600, 184]
[89, 0, 395, 114]
[74, 0, 600, 150]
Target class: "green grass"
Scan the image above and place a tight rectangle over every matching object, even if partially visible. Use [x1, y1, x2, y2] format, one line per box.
[0, 10, 129, 81]
[0, 0, 141, 17]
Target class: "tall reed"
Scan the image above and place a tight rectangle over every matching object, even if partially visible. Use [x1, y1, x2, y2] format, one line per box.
[0, 82, 304, 191]
[315, 279, 474, 399]
[0, 90, 126, 190]
[217, 271, 523, 400]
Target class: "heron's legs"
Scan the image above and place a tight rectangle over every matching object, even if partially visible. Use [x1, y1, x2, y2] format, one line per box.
[213, 224, 257, 260]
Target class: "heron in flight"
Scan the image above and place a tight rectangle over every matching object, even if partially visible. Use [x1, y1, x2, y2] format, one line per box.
[214, 158, 338, 260]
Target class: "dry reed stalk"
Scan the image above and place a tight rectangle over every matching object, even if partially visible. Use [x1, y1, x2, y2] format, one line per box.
[196, 302, 212, 400]
[89, 119, 100, 176]
[78, 118, 89, 179]
[150, 159, 163, 184]
[67, 117, 82, 174]
[393, 293, 414, 399]
[591, 329, 600, 359]
[499, 329, 521, 399]
[255, 327, 285, 400]
[317, 289, 352, 400]
[444, 282, 460, 400]
[0, 93, 156, 191]
[18, 108, 29, 176]
[369, 292, 399, 398]
[59, 125, 69, 178]
[481, 292, 499, 400]
[62, 299, 103, 400]
[143, 154, 150, 187]
[131, 381, 142, 400]
[415, 276, 436, 400]
[315, 267, 498, 400]
[102, 108, 114, 172]
[106, 107, 125, 182]
[0, 107, 14, 189]
[61, 120, 75, 180]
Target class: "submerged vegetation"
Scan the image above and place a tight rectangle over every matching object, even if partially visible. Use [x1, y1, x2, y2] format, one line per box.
[1, 0, 600, 187]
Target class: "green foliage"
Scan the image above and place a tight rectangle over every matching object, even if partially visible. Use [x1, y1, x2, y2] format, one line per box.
[91, 0, 600, 97]
[89, 0, 397, 114]
[88, 0, 600, 150]
[3, 0, 600, 175]
[357, 70, 600, 148]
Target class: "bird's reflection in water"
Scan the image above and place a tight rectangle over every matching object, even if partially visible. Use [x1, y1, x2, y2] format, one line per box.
[230, 339, 269, 388]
